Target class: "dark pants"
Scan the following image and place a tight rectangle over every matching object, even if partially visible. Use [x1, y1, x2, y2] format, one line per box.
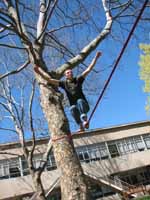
[69, 99, 90, 125]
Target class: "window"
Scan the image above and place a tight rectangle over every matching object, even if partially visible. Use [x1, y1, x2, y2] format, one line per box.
[79, 151, 90, 163]
[47, 153, 57, 170]
[33, 154, 43, 169]
[108, 142, 119, 158]
[125, 138, 137, 153]
[143, 134, 150, 149]
[99, 143, 109, 160]
[134, 136, 145, 151]
[0, 160, 9, 179]
[87, 146, 101, 161]
[77, 143, 109, 163]
[116, 139, 128, 155]
[9, 158, 21, 178]
[9, 167, 20, 178]
[78, 152, 84, 161]
[90, 184, 103, 198]
[130, 175, 138, 184]
[22, 159, 29, 176]
[48, 193, 61, 200]
[84, 151, 90, 161]
[76, 147, 90, 163]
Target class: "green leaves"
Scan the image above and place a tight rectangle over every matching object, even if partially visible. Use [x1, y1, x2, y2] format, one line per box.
[139, 43, 150, 114]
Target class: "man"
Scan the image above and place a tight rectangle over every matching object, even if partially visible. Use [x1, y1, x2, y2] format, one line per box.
[34, 51, 102, 132]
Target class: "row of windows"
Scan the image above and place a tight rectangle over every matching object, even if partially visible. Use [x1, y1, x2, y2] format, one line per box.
[0, 153, 56, 179]
[120, 167, 150, 186]
[76, 134, 150, 163]
[0, 133, 150, 179]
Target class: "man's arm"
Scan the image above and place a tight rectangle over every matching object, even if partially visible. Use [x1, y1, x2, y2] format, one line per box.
[34, 65, 59, 86]
[81, 52, 102, 78]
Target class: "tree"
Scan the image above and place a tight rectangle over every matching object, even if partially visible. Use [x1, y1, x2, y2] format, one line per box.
[0, 1, 149, 199]
[139, 44, 150, 115]
[0, 73, 53, 200]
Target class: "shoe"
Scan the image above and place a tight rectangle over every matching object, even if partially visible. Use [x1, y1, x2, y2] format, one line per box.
[77, 124, 85, 133]
[83, 120, 89, 129]
[80, 114, 87, 122]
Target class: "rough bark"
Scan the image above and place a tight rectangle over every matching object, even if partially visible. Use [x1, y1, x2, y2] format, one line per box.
[31, 172, 46, 200]
[38, 82, 90, 200]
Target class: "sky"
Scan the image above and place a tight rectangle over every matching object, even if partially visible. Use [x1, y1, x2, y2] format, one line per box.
[0, 1, 149, 143]
[69, 19, 150, 131]
[90, 50, 149, 130]
[86, 36, 150, 130]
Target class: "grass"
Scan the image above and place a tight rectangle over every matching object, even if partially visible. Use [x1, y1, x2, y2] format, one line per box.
[135, 196, 150, 200]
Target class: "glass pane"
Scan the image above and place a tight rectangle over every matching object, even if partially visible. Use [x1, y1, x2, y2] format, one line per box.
[134, 136, 145, 151]
[143, 135, 150, 149]
[108, 143, 119, 158]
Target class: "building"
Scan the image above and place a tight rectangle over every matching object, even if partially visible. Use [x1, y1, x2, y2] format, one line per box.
[0, 121, 150, 199]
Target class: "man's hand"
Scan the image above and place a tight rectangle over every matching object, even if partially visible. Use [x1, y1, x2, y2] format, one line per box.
[96, 51, 102, 58]
[81, 51, 102, 78]
[34, 65, 39, 73]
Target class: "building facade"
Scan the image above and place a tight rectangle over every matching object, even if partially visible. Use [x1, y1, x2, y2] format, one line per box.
[0, 121, 150, 199]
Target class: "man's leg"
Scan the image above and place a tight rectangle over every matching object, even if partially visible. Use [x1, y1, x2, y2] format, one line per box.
[77, 99, 90, 129]
[69, 105, 84, 131]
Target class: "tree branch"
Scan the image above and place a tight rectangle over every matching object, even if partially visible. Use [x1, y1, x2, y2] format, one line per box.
[3, 0, 30, 45]
[37, 0, 58, 44]
[39, 139, 53, 174]
[56, 0, 112, 76]
[0, 127, 17, 134]
[0, 60, 30, 80]
[37, 0, 48, 40]
[29, 80, 36, 158]
[0, 24, 12, 33]
[14, 0, 23, 35]
[113, 0, 133, 19]
[0, 43, 26, 49]
[47, 22, 82, 34]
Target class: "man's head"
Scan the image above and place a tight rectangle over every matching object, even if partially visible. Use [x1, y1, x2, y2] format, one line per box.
[64, 69, 73, 80]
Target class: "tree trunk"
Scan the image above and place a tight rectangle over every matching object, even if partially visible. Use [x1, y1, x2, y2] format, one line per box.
[39, 83, 90, 200]
[31, 172, 46, 200]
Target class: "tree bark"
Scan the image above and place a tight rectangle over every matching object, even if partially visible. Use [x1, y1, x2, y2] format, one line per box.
[31, 172, 46, 200]
[39, 83, 90, 200]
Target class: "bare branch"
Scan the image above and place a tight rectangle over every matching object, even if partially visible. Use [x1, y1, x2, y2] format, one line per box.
[29, 80, 36, 157]
[3, 0, 30, 45]
[0, 33, 15, 40]
[0, 15, 13, 27]
[28, 80, 36, 169]
[46, 33, 97, 72]
[14, 0, 23, 35]
[47, 22, 82, 34]
[0, 127, 17, 133]
[0, 101, 12, 115]
[110, 0, 133, 11]
[56, 0, 112, 76]
[0, 60, 30, 80]
[18, 1, 34, 12]
[39, 139, 53, 174]
[0, 43, 26, 49]
[37, 0, 48, 39]
[0, 22, 14, 32]
[0, 24, 11, 33]
[37, 0, 58, 43]
[112, 0, 133, 19]
[20, 86, 25, 128]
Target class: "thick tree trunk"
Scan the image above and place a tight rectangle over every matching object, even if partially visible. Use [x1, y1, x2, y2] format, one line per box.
[39, 83, 90, 200]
